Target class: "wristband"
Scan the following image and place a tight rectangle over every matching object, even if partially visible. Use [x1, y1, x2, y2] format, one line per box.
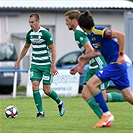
[118, 51, 125, 55]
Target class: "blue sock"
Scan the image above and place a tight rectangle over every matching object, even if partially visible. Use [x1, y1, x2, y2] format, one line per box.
[94, 91, 109, 113]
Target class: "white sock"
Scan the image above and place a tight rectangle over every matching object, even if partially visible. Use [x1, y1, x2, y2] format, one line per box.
[103, 111, 111, 116]
[39, 111, 43, 114]
[58, 101, 63, 105]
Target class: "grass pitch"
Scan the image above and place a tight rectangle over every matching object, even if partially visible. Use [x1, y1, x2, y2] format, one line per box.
[0, 96, 133, 133]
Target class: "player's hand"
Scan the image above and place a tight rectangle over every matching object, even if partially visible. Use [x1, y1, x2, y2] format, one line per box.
[75, 65, 84, 74]
[50, 66, 59, 76]
[117, 55, 125, 64]
[78, 55, 85, 63]
[14, 61, 20, 69]
[70, 68, 77, 75]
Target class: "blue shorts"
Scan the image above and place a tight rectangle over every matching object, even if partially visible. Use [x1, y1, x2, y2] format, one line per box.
[95, 63, 130, 90]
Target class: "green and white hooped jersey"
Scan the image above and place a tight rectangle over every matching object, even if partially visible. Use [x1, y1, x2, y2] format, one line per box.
[75, 25, 88, 53]
[26, 26, 53, 66]
[74, 25, 107, 69]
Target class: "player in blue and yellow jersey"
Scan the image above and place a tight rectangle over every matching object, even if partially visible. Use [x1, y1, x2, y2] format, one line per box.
[14, 13, 65, 118]
[77, 10, 133, 128]
[64, 10, 128, 127]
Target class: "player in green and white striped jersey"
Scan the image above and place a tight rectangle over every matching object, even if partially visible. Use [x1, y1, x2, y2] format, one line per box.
[14, 13, 65, 118]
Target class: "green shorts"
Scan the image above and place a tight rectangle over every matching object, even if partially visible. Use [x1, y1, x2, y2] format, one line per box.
[30, 64, 53, 85]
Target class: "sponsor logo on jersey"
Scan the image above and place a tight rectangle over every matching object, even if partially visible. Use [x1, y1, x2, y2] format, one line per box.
[92, 37, 96, 41]
[34, 39, 40, 43]
[99, 70, 103, 74]
[92, 43, 102, 48]
[79, 37, 83, 41]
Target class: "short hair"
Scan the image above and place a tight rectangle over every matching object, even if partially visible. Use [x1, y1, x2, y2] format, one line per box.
[29, 13, 40, 21]
[64, 10, 81, 20]
[78, 10, 95, 30]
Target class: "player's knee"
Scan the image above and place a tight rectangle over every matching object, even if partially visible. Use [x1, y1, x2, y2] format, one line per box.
[86, 82, 96, 89]
[43, 85, 51, 95]
[32, 81, 40, 90]
[32, 84, 39, 90]
[81, 85, 92, 100]
[123, 94, 133, 103]
[82, 92, 87, 100]
[43, 89, 50, 95]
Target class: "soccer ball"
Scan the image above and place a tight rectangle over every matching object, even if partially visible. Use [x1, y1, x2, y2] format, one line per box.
[4, 105, 18, 118]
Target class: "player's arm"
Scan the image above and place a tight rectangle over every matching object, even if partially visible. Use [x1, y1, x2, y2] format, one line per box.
[84, 41, 94, 54]
[70, 64, 79, 75]
[80, 41, 95, 66]
[78, 50, 101, 65]
[103, 29, 125, 54]
[76, 41, 101, 74]
[48, 44, 59, 75]
[79, 40, 100, 66]
[111, 30, 125, 54]
[104, 29, 125, 64]
[112, 30, 125, 64]
[14, 44, 30, 68]
[76, 50, 101, 74]
[49, 44, 56, 67]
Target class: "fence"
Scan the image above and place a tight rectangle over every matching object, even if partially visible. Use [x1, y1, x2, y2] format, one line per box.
[0, 69, 28, 98]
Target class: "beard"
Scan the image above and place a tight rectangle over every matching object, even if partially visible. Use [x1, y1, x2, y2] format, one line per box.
[69, 27, 73, 30]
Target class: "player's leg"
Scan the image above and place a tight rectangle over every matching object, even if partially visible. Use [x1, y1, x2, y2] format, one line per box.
[42, 65, 65, 116]
[107, 92, 125, 102]
[43, 84, 65, 116]
[100, 81, 125, 102]
[82, 85, 103, 119]
[32, 81, 44, 118]
[113, 68, 133, 104]
[97, 55, 125, 102]
[30, 65, 44, 118]
[83, 68, 103, 119]
[86, 75, 114, 128]
[83, 69, 113, 127]
[121, 87, 133, 103]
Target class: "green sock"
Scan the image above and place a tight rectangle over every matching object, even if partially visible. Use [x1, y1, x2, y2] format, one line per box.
[47, 90, 61, 104]
[33, 90, 43, 112]
[107, 92, 125, 102]
[86, 97, 103, 119]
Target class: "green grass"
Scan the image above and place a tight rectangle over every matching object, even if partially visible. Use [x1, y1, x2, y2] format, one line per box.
[0, 96, 133, 133]
[17, 86, 26, 92]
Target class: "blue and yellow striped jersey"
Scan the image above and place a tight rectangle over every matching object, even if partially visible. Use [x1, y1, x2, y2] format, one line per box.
[88, 26, 119, 64]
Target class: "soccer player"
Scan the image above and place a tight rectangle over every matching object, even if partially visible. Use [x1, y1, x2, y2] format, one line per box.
[64, 10, 125, 127]
[77, 10, 133, 128]
[14, 13, 65, 118]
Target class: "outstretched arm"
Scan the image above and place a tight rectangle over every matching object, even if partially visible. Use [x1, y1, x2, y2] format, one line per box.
[75, 50, 101, 74]
[14, 44, 30, 69]
[78, 50, 101, 66]
[70, 64, 80, 75]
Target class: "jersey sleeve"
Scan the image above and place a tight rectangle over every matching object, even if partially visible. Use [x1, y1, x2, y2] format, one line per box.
[74, 30, 90, 50]
[42, 30, 54, 46]
[26, 31, 31, 44]
[92, 26, 112, 38]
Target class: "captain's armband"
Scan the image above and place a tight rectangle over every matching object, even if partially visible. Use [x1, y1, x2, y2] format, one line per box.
[104, 29, 112, 38]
